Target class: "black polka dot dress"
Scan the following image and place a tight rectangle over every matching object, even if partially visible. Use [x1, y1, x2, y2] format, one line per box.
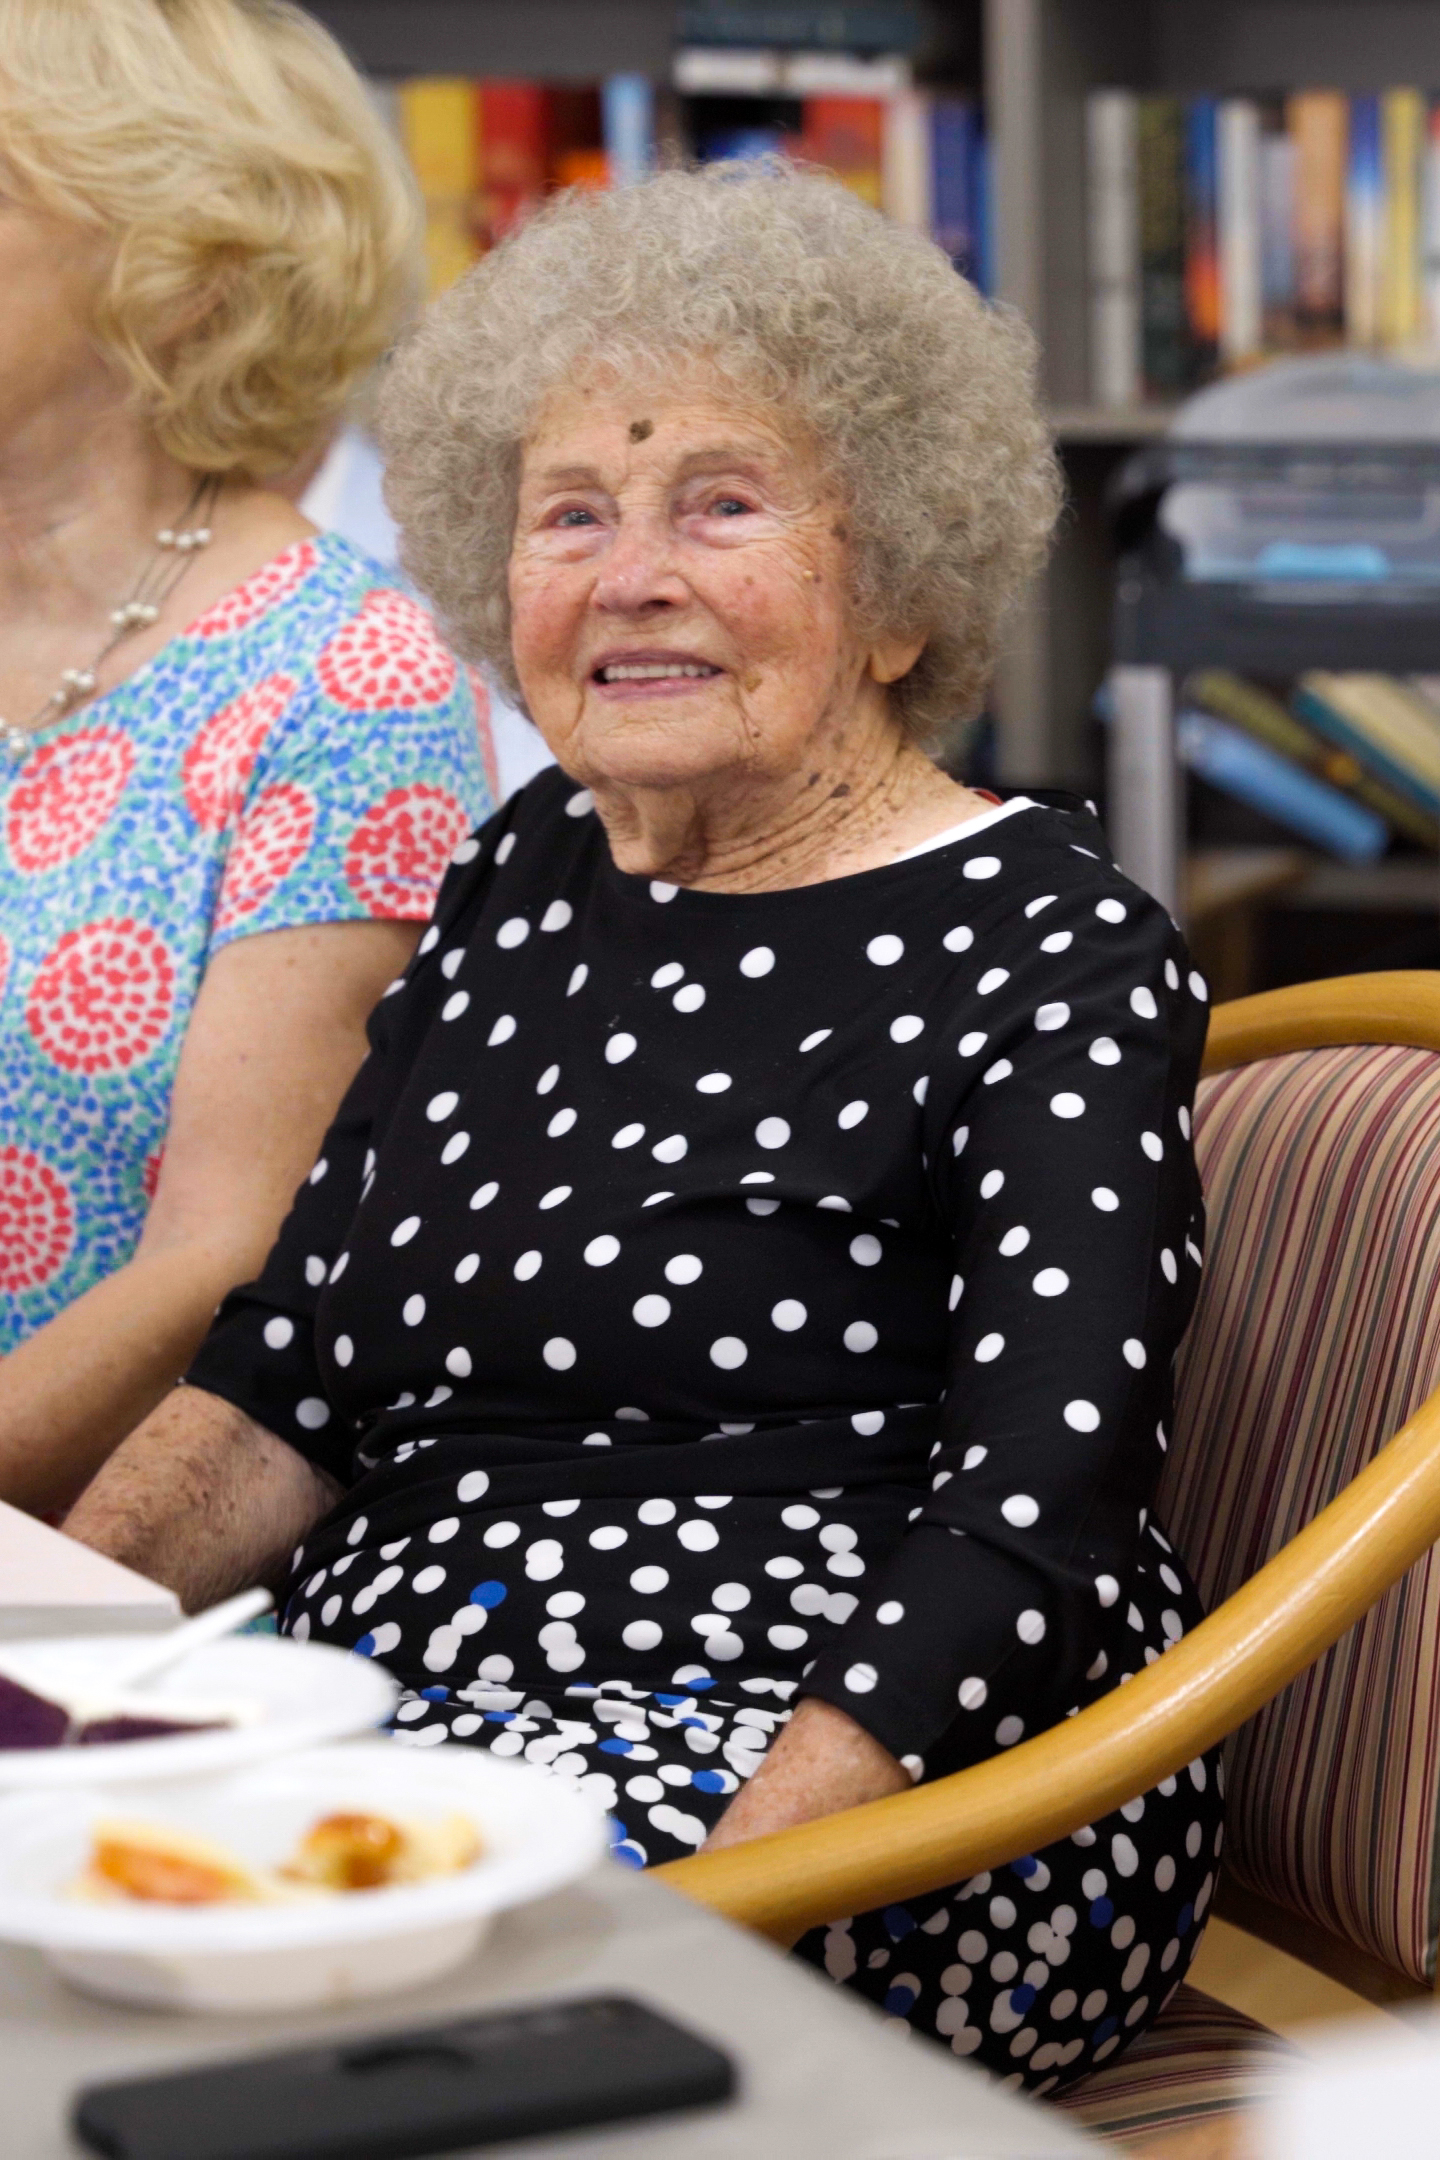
[188, 769, 1224, 2096]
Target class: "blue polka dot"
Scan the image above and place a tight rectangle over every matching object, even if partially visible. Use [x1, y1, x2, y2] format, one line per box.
[883, 1905, 917, 1941]
[1010, 1855, 1039, 1879]
[655, 1693, 687, 1707]
[679, 1716, 709, 1730]
[1093, 2016, 1119, 2045]
[883, 1983, 917, 2016]
[420, 1686, 449, 1700]
[1010, 1983, 1038, 2014]
[689, 1674, 717, 1691]
[612, 1843, 646, 1870]
[353, 1633, 377, 1658]
[692, 1770, 728, 1793]
[599, 1736, 634, 1755]
[470, 1581, 507, 1608]
[484, 1710, 513, 1723]
[1177, 1902, 1194, 1936]
[1088, 1897, 1114, 1927]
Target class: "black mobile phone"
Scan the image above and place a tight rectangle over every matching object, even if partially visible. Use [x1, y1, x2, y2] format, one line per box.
[72, 1993, 737, 2160]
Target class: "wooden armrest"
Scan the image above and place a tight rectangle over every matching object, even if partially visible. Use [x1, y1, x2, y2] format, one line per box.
[656, 1380, 1440, 1943]
[1203, 969, 1440, 1075]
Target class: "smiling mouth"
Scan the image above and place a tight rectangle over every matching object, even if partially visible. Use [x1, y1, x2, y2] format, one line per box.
[594, 661, 721, 683]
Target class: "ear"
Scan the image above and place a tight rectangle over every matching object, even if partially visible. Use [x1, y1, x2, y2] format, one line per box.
[866, 633, 926, 686]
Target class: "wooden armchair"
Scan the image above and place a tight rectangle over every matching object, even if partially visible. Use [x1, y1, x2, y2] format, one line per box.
[657, 970, 1440, 2148]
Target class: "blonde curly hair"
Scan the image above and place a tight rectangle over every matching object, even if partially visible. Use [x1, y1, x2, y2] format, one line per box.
[0, 0, 420, 477]
[378, 163, 1061, 750]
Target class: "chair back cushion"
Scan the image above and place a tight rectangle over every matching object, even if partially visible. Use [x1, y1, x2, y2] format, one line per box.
[1163, 1043, 1440, 1986]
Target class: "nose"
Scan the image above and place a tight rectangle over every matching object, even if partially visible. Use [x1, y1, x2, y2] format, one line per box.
[591, 509, 687, 616]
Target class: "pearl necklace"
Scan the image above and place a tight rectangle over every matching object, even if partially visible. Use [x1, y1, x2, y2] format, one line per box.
[1, 473, 222, 766]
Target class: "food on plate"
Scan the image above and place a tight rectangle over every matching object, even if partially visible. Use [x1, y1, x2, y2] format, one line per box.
[71, 1809, 482, 1905]
[0, 1670, 233, 1752]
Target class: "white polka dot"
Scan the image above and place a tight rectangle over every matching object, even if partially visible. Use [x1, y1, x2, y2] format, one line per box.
[606, 1032, 637, 1064]
[837, 1100, 868, 1129]
[1123, 1339, 1146, 1369]
[890, 1013, 924, 1043]
[959, 1031, 988, 1057]
[980, 1168, 1004, 1199]
[638, 1498, 676, 1524]
[540, 899, 573, 932]
[696, 1072, 731, 1093]
[445, 1346, 472, 1377]
[565, 790, 594, 818]
[1141, 1131, 1163, 1162]
[630, 1565, 669, 1593]
[650, 881, 678, 903]
[1002, 1494, 1039, 1527]
[996, 1715, 1025, 1746]
[543, 1337, 576, 1369]
[817, 1195, 851, 1211]
[678, 1519, 719, 1552]
[1189, 971, 1208, 1000]
[263, 1316, 294, 1350]
[1095, 1574, 1120, 1606]
[547, 1107, 577, 1138]
[581, 1235, 620, 1270]
[612, 1123, 645, 1149]
[456, 1470, 490, 1503]
[646, 1192, 675, 1207]
[418, 927, 440, 954]
[411, 1565, 446, 1594]
[740, 946, 775, 978]
[391, 1216, 421, 1247]
[1064, 1400, 1100, 1432]
[1096, 898, 1127, 924]
[978, 967, 1010, 996]
[771, 1299, 807, 1331]
[984, 1060, 1013, 1085]
[652, 1133, 687, 1163]
[633, 1294, 671, 1328]
[496, 917, 529, 949]
[1024, 895, 1056, 919]
[664, 1253, 702, 1286]
[526, 1539, 564, 1580]
[710, 1336, 747, 1369]
[1040, 931, 1072, 954]
[304, 1255, 326, 1287]
[1130, 986, 1158, 1020]
[849, 1233, 882, 1266]
[540, 1186, 572, 1212]
[867, 934, 904, 966]
[566, 965, 588, 997]
[623, 1619, 663, 1651]
[1050, 1093, 1085, 1119]
[975, 1332, 1005, 1362]
[1017, 1609, 1046, 1644]
[755, 1117, 791, 1150]
[513, 1250, 542, 1281]
[402, 1294, 426, 1326]
[800, 1028, 832, 1051]
[852, 1410, 885, 1436]
[747, 1197, 780, 1216]
[1178, 1105, 1191, 1139]
[440, 1132, 472, 1169]
[440, 989, 471, 1023]
[912, 1075, 928, 1105]
[962, 1445, 986, 1469]
[1091, 1186, 1119, 1211]
[333, 1334, 353, 1366]
[782, 1503, 820, 1530]
[536, 1064, 560, 1096]
[426, 1091, 458, 1122]
[590, 1525, 626, 1550]
[876, 1601, 904, 1626]
[998, 1226, 1029, 1257]
[1161, 1247, 1178, 1283]
[844, 1321, 878, 1353]
[768, 1624, 808, 1652]
[844, 1661, 879, 1692]
[943, 925, 974, 953]
[964, 856, 1001, 880]
[673, 983, 705, 1012]
[1033, 1269, 1069, 1297]
[958, 1677, 988, 1709]
[470, 1180, 498, 1210]
[428, 1517, 459, 1544]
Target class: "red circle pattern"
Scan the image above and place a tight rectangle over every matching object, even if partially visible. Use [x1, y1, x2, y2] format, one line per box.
[0, 1148, 74, 1291]
[6, 731, 135, 875]
[344, 785, 472, 917]
[26, 919, 176, 1076]
[315, 590, 457, 712]
[189, 541, 318, 640]
[182, 674, 295, 832]
[215, 783, 317, 933]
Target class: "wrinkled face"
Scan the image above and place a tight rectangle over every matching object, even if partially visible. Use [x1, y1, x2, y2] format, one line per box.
[0, 194, 113, 443]
[508, 366, 883, 794]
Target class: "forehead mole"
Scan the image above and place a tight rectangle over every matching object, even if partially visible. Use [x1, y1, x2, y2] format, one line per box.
[628, 418, 654, 443]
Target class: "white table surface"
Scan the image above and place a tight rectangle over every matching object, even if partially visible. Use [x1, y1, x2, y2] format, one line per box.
[4, 1863, 1099, 2159]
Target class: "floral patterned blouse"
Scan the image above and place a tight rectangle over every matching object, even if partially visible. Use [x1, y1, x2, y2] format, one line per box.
[0, 532, 493, 1350]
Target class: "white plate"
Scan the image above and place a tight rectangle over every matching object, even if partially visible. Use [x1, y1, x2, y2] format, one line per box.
[0, 1634, 397, 1787]
[0, 1741, 609, 2010]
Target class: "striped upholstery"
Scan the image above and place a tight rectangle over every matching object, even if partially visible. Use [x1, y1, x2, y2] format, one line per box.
[1162, 1043, 1440, 1986]
[1054, 1986, 1292, 2145]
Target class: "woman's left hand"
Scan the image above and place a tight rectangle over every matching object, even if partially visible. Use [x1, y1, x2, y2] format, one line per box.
[701, 1696, 912, 1856]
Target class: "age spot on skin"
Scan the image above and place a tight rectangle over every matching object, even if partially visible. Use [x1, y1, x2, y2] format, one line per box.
[628, 418, 654, 442]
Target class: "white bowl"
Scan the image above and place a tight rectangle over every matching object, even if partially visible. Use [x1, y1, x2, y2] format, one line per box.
[0, 1740, 609, 2011]
[0, 1633, 397, 1787]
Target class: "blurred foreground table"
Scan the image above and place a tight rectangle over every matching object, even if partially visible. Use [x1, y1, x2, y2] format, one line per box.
[2, 1863, 1098, 2159]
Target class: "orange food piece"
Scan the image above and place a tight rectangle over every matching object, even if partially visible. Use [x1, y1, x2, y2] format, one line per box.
[92, 1838, 239, 1906]
[286, 1812, 407, 1891]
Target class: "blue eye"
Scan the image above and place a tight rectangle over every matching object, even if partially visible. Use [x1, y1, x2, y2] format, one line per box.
[556, 507, 596, 527]
[712, 498, 751, 517]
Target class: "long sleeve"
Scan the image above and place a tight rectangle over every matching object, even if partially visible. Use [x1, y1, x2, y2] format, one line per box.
[801, 874, 1208, 1776]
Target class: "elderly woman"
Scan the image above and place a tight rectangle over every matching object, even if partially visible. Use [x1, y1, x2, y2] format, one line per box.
[69, 166, 1221, 2093]
[0, 0, 491, 1514]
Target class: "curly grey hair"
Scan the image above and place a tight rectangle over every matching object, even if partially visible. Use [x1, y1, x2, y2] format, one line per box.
[377, 162, 1061, 751]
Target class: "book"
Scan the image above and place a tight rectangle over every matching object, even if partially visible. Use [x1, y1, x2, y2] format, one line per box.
[1288, 90, 1347, 344]
[1381, 87, 1425, 350]
[1183, 98, 1220, 378]
[478, 81, 548, 249]
[1426, 101, 1440, 345]
[398, 77, 483, 299]
[933, 95, 981, 281]
[0, 1500, 180, 1641]
[603, 73, 655, 189]
[882, 86, 932, 233]
[1175, 709, 1389, 864]
[1218, 99, 1262, 366]
[1186, 668, 1438, 845]
[1138, 96, 1189, 396]
[1086, 91, 1141, 407]
[1294, 672, 1440, 815]
[969, 116, 992, 296]
[1259, 100, 1296, 350]
[800, 95, 885, 208]
[1345, 94, 1383, 348]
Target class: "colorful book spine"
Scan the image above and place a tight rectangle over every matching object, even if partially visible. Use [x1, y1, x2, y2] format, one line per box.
[1086, 91, 1140, 406]
[969, 118, 992, 296]
[1218, 99, 1262, 365]
[1294, 673, 1440, 816]
[1175, 709, 1389, 864]
[1345, 94, 1382, 348]
[932, 96, 980, 281]
[1138, 95, 1189, 395]
[881, 87, 932, 233]
[1381, 87, 1425, 350]
[1425, 99, 1440, 345]
[1288, 90, 1347, 343]
[1183, 98, 1220, 378]
[1259, 101, 1296, 350]
[801, 96, 885, 208]
[602, 73, 655, 189]
[478, 81, 549, 249]
[398, 77, 482, 299]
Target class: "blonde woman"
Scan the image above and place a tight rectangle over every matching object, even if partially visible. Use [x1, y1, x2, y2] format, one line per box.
[0, 0, 492, 1513]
